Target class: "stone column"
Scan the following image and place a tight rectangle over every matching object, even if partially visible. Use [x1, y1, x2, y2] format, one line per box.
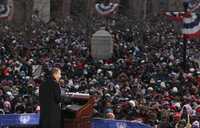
[86, 0, 95, 16]
[160, 0, 169, 11]
[132, 0, 143, 19]
[62, 0, 71, 18]
[12, 0, 26, 25]
[12, 0, 33, 25]
[168, 0, 183, 11]
[128, 0, 134, 18]
[90, 0, 96, 16]
[24, 0, 33, 24]
[51, 0, 73, 21]
[50, 0, 62, 21]
[143, 0, 147, 19]
[151, 0, 160, 16]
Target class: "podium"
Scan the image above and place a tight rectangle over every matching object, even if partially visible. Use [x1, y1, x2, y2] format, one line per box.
[62, 93, 95, 128]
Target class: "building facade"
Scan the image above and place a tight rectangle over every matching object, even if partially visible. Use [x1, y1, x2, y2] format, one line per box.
[11, 0, 184, 24]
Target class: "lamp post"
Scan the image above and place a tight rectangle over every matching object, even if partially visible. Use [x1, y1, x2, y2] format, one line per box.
[182, 38, 188, 71]
[143, 0, 147, 19]
[104, 0, 110, 30]
[182, 1, 190, 72]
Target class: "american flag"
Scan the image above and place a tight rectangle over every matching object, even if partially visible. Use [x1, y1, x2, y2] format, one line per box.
[0, 0, 13, 20]
[164, 0, 200, 39]
[165, 11, 200, 39]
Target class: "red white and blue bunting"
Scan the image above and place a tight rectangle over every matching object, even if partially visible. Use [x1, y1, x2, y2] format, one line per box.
[183, 0, 200, 11]
[0, 0, 13, 20]
[95, 2, 119, 16]
[164, 0, 200, 39]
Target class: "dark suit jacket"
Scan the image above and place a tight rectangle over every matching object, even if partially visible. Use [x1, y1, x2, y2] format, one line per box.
[39, 78, 61, 128]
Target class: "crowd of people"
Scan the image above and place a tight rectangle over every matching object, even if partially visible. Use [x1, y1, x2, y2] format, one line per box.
[0, 12, 200, 127]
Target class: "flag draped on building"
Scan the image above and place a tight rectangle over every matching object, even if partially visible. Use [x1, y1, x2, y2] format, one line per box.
[164, 0, 200, 71]
[95, 2, 119, 16]
[0, 0, 13, 20]
[164, 11, 200, 39]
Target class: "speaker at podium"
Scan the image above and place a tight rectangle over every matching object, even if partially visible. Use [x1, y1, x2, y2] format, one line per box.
[61, 93, 95, 128]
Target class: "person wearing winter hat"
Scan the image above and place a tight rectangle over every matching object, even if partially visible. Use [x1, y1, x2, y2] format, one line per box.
[195, 105, 200, 117]
[181, 104, 193, 116]
[172, 87, 178, 94]
[6, 91, 14, 100]
[0, 109, 5, 114]
[105, 112, 115, 119]
[105, 108, 115, 119]
[35, 105, 40, 113]
[173, 112, 181, 123]
[128, 100, 136, 108]
[192, 121, 200, 128]
[3, 101, 11, 114]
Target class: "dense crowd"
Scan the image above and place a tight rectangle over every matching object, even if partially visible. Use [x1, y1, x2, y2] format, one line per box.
[0, 13, 200, 128]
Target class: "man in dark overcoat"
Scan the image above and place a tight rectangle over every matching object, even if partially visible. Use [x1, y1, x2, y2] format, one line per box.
[39, 67, 62, 128]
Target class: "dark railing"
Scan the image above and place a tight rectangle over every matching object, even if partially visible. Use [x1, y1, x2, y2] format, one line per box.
[0, 113, 39, 127]
[0, 113, 152, 128]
